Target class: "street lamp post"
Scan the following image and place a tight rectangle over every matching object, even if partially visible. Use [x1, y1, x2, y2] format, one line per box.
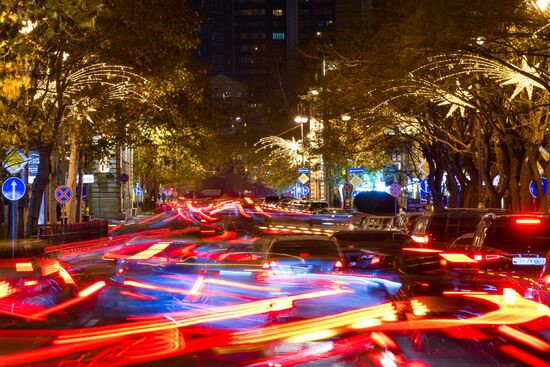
[341, 115, 352, 209]
[294, 115, 308, 165]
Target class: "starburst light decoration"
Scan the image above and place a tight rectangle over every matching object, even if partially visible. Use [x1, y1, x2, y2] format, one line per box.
[416, 54, 546, 101]
[255, 136, 306, 167]
[34, 63, 147, 103]
[436, 88, 475, 117]
[375, 77, 475, 118]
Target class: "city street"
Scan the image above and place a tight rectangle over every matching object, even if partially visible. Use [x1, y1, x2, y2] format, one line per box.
[3, 0, 550, 366]
[0, 203, 549, 366]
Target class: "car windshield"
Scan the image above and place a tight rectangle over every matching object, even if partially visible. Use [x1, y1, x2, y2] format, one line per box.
[484, 219, 550, 253]
[270, 241, 340, 259]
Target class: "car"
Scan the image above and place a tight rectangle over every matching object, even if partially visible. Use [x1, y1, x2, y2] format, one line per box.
[278, 197, 294, 209]
[332, 230, 411, 253]
[341, 248, 385, 270]
[306, 201, 329, 212]
[534, 251, 550, 304]
[410, 208, 500, 248]
[312, 208, 352, 217]
[0, 240, 78, 322]
[439, 213, 550, 295]
[467, 213, 550, 271]
[262, 236, 346, 274]
[262, 195, 280, 208]
[360, 215, 398, 230]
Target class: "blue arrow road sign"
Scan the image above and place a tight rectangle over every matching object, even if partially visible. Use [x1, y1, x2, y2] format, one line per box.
[134, 187, 143, 196]
[529, 177, 547, 198]
[419, 178, 432, 193]
[301, 186, 309, 196]
[2, 177, 26, 201]
[347, 167, 364, 175]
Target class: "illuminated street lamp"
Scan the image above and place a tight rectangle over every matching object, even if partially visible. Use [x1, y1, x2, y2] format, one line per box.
[294, 115, 308, 164]
[534, 0, 549, 12]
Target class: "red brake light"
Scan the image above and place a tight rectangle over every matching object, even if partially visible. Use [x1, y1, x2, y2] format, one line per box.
[334, 260, 343, 268]
[262, 262, 270, 269]
[411, 235, 430, 244]
[243, 197, 254, 205]
[515, 218, 542, 225]
[299, 253, 310, 258]
[472, 253, 501, 262]
[263, 260, 277, 269]
[370, 257, 380, 265]
[543, 274, 550, 284]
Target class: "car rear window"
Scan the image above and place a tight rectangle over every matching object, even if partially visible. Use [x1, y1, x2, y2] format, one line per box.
[270, 241, 340, 259]
[482, 219, 550, 253]
[334, 232, 387, 242]
[426, 212, 483, 241]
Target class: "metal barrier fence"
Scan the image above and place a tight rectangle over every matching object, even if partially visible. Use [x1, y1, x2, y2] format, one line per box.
[37, 220, 108, 245]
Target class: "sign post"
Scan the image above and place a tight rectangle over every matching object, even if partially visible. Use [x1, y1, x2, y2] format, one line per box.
[389, 183, 403, 216]
[55, 185, 73, 224]
[2, 177, 26, 255]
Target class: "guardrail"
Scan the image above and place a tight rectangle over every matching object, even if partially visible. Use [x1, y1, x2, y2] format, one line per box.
[37, 220, 108, 245]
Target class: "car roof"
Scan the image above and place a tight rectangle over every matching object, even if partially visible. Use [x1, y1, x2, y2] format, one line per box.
[271, 235, 335, 243]
[484, 212, 550, 219]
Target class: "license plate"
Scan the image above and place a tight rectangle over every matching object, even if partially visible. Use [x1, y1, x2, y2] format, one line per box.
[290, 267, 307, 274]
[512, 257, 546, 266]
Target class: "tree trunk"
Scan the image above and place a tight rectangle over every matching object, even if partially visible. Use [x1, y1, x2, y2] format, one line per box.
[446, 170, 460, 208]
[66, 131, 79, 224]
[76, 153, 85, 223]
[26, 146, 52, 237]
[519, 157, 534, 211]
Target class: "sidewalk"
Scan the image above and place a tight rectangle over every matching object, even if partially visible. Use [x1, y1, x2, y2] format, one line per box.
[107, 212, 157, 226]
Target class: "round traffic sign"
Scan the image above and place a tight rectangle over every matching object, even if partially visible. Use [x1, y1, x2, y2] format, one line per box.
[2, 177, 26, 201]
[343, 183, 352, 193]
[389, 183, 403, 197]
[529, 177, 547, 198]
[119, 173, 129, 183]
[134, 187, 143, 196]
[55, 185, 72, 203]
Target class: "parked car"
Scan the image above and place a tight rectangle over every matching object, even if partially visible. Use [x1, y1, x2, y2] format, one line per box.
[262, 236, 346, 274]
[410, 208, 500, 248]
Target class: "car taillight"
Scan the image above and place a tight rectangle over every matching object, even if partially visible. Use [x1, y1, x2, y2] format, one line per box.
[262, 260, 277, 269]
[515, 218, 542, 225]
[472, 253, 501, 262]
[370, 257, 380, 265]
[411, 234, 430, 245]
[542, 274, 550, 284]
[334, 260, 343, 269]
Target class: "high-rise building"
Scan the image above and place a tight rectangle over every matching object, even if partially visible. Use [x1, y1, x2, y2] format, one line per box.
[189, 0, 336, 105]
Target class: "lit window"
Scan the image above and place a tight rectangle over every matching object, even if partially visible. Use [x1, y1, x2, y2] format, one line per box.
[272, 32, 285, 40]
[273, 9, 284, 16]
